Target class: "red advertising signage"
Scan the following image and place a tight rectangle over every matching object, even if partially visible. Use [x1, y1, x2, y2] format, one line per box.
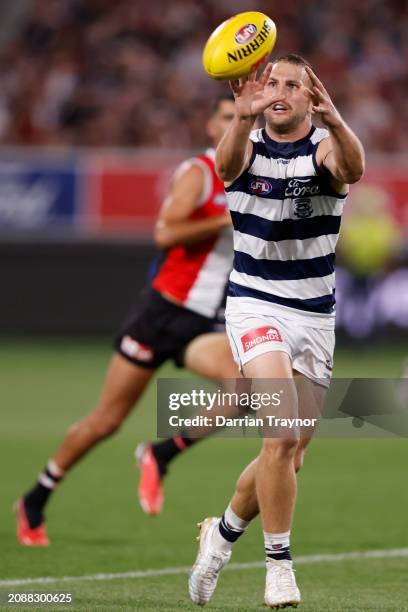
[84, 153, 183, 238]
[83, 155, 408, 238]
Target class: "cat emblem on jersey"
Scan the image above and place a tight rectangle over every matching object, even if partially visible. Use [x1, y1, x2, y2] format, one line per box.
[293, 198, 313, 218]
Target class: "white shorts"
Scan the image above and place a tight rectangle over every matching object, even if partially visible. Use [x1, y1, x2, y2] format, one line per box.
[225, 308, 335, 387]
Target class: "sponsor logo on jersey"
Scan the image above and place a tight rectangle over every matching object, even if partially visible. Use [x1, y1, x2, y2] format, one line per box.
[228, 20, 272, 62]
[276, 158, 291, 165]
[325, 358, 333, 372]
[235, 23, 257, 45]
[285, 178, 320, 198]
[120, 335, 154, 362]
[249, 177, 273, 195]
[294, 198, 313, 218]
[241, 326, 283, 353]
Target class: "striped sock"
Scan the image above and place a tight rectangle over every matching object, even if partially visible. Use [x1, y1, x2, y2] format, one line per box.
[38, 460, 64, 490]
[212, 504, 250, 553]
[24, 460, 64, 528]
[264, 530, 292, 561]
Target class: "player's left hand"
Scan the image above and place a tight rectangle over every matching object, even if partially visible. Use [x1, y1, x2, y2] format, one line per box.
[304, 66, 342, 129]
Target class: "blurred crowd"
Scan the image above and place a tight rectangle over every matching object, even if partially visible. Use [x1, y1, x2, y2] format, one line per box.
[0, 0, 407, 151]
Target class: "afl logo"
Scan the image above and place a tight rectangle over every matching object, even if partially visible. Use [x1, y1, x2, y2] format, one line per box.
[235, 23, 257, 45]
[249, 177, 272, 195]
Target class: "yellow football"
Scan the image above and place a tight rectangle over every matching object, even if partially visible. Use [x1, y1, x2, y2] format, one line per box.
[203, 11, 277, 81]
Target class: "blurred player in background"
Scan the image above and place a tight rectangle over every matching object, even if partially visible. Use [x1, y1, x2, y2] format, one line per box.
[189, 55, 364, 608]
[16, 94, 239, 546]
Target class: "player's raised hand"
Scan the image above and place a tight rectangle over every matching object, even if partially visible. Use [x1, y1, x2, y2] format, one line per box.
[304, 66, 342, 128]
[229, 63, 278, 120]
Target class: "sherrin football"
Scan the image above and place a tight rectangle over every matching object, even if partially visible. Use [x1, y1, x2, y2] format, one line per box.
[203, 12, 277, 80]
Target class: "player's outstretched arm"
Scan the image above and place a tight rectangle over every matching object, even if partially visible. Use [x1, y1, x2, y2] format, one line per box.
[154, 163, 230, 249]
[305, 66, 365, 185]
[216, 63, 276, 182]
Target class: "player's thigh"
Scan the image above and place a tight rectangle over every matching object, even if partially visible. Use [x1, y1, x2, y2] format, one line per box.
[95, 352, 155, 420]
[294, 371, 327, 437]
[243, 352, 302, 447]
[243, 350, 293, 379]
[184, 332, 239, 380]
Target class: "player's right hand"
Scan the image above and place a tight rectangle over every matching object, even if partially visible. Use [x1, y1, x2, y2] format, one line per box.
[229, 63, 277, 121]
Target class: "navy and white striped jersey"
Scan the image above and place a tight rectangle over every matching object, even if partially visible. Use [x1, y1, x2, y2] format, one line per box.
[225, 125, 346, 329]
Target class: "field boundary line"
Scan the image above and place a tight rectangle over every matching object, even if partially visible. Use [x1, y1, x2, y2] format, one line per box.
[2, 547, 408, 587]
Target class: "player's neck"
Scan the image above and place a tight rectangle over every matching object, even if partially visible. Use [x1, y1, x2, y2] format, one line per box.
[264, 121, 312, 144]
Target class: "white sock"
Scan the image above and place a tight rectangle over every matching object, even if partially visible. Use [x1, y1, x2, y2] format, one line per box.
[212, 504, 250, 553]
[264, 530, 291, 561]
[48, 460, 64, 479]
[224, 504, 250, 531]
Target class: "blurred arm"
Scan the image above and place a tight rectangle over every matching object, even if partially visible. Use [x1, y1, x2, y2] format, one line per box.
[154, 163, 230, 249]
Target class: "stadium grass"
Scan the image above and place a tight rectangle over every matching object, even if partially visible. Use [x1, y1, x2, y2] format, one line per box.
[1, 339, 408, 611]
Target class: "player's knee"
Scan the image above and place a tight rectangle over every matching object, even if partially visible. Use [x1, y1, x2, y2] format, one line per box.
[96, 416, 123, 439]
[262, 437, 298, 462]
[86, 405, 128, 440]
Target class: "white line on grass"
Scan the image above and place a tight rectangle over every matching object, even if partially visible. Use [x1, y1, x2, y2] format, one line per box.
[2, 548, 408, 587]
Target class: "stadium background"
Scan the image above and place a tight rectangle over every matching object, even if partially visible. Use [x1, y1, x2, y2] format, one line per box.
[1, 1, 407, 610]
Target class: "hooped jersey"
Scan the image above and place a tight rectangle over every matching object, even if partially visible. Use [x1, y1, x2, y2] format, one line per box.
[226, 126, 347, 329]
[152, 149, 233, 319]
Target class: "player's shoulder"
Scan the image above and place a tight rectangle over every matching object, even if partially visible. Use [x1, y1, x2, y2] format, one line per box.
[311, 126, 330, 145]
[249, 128, 264, 143]
[172, 149, 216, 206]
[173, 149, 215, 181]
[312, 127, 332, 165]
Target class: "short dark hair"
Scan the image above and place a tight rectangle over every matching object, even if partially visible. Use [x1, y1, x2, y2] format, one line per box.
[209, 93, 235, 116]
[272, 53, 313, 71]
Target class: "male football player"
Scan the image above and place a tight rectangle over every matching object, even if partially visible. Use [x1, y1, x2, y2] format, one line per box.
[16, 94, 239, 546]
[189, 55, 364, 608]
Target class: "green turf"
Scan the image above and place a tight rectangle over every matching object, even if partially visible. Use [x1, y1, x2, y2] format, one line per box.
[1, 339, 408, 611]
